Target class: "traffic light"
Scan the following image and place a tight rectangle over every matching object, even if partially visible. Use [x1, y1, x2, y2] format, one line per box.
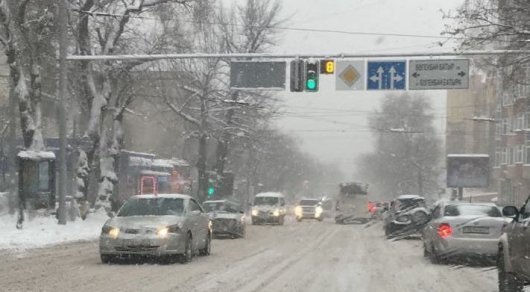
[290, 60, 304, 92]
[320, 59, 335, 74]
[207, 184, 215, 198]
[305, 61, 319, 92]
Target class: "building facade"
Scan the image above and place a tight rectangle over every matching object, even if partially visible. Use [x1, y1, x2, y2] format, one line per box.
[446, 73, 497, 193]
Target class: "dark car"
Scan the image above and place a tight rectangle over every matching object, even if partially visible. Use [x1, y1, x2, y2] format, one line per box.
[383, 194, 430, 239]
[497, 197, 530, 291]
[203, 200, 246, 239]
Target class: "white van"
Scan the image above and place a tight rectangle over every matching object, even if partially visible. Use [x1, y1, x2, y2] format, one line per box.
[251, 192, 286, 225]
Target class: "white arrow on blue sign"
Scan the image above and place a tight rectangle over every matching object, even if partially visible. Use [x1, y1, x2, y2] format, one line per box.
[367, 61, 406, 90]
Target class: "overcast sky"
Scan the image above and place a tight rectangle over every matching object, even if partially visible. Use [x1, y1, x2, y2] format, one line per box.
[270, 0, 465, 178]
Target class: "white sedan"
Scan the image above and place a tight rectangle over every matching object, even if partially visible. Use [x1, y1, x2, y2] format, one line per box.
[99, 194, 211, 264]
[422, 201, 507, 264]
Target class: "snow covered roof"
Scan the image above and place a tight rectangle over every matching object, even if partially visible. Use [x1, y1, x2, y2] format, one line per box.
[397, 194, 424, 200]
[153, 158, 190, 168]
[153, 159, 174, 169]
[256, 192, 284, 198]
[447, 154, 489, 158]
[140, 170, 171, 176]
[170, 158, 190, 167]
[121, 150, 156, 158]
[129, 156, 153, 167]
[17, 150, 56, 160]
[133, 194, 193, 200]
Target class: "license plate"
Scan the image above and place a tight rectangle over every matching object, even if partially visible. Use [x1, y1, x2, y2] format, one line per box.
[463, 226, 489, 234]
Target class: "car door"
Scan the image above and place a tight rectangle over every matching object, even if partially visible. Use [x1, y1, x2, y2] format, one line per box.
[424, 203, 442, 247]
[516, 201, 530, 275]
[189, 199, 207, 250]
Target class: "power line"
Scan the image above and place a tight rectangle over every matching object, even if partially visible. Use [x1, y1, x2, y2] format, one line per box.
[72, 9, 457, 40]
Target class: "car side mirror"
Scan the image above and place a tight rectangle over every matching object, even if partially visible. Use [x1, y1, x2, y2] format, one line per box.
[503, 206, 519, 220]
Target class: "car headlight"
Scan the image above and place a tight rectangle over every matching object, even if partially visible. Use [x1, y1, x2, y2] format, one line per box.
[102, 225, 120, 239]
[315, 206, 323, 216]
[251, 209, 258, 216]
[273, 209, 280, 216]
[157, 227, 169, 238]
[295, 206, 303, 216]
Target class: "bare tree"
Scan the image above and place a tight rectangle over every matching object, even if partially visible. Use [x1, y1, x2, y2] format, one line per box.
[356, 93, 441, 200]
[0, 0, 56, 151]
[69, 0, 195, 213]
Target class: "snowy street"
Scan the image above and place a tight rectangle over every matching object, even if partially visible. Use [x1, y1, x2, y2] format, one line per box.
[0, 218, 497, 292]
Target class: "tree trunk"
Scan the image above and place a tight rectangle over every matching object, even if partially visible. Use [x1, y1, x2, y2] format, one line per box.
[197, 133, 208, 202]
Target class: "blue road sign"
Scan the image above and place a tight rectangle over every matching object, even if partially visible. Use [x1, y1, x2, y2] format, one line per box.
[367, 61, 406, 90]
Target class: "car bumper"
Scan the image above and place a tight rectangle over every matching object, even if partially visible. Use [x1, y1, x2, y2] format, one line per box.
[297, 212, 321, 219]
[99, 233, 185, 256]
[252, 215, 282, 222]
[435, 237, 499, 257]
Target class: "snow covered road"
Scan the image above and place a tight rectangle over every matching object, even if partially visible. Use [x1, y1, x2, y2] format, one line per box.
[0, 219, 498, 292]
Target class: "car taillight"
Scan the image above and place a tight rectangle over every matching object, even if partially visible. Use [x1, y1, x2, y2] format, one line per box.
[437, 223, 452, 238]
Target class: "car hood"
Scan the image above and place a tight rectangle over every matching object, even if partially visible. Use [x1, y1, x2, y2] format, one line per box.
[208, 212, 240, 219]
[107, 216, 183, 229]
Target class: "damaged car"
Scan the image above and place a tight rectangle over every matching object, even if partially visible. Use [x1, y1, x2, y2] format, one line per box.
[203, 199, 246, 239]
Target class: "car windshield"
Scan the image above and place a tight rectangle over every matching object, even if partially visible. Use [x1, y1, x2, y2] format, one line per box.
[444, 205, 502, 217]
[254, 197, 279, 206]
[299, 200, 319, 206]
[396, 199, 426, 211]
[203, 202, 225, 212]
[117, 198, 184, 217]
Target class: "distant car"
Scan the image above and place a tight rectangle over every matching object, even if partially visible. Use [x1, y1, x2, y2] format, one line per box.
[99, 194, 211, 264]
[383, 195, 430, 238]
[422, 201, 505, 264]
[203, 199, 245, 238]
[251, 192, 287, 225]
[294, 199, 324, 222]
[497, 198, 530, 291]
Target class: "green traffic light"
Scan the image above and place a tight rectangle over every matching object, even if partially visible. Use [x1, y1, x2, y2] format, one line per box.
[207, 186, 215, 196]
[306, 79, 316, 90]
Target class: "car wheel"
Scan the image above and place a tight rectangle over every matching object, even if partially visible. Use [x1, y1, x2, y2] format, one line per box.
[296, 217, 302, 222]
[100, 254, 114, 264]
[179, 233, 193, 264]
[498, 248, 523, 292]
[199, 233, 211, 256]
[317, 217, 323, 222]
[279, 216, 285, 225]
[429, 244, 441, 264]
[252, 219, 258, 225]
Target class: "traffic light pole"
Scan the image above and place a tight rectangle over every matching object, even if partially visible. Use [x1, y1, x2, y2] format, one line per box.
[66, 50, 530, 61]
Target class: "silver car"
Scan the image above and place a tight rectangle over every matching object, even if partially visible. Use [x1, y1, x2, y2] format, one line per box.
[203, 199, 246, 238]
[99, 194, 211, 264]
[422, 201, 506, 264]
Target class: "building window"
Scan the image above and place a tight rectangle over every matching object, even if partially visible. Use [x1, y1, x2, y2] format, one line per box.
[516, 114, 525, 131]
[495, 149, 501, 167]
[502, 148, 508, 165]
[516, 145, 524, 163]
[509, 147, 515, 165]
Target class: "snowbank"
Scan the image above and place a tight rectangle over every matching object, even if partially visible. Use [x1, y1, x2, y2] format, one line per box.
[0, 211, 108, 251]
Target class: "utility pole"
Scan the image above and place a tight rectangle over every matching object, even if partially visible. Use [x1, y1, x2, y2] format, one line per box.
[57, 0, 68, 225]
